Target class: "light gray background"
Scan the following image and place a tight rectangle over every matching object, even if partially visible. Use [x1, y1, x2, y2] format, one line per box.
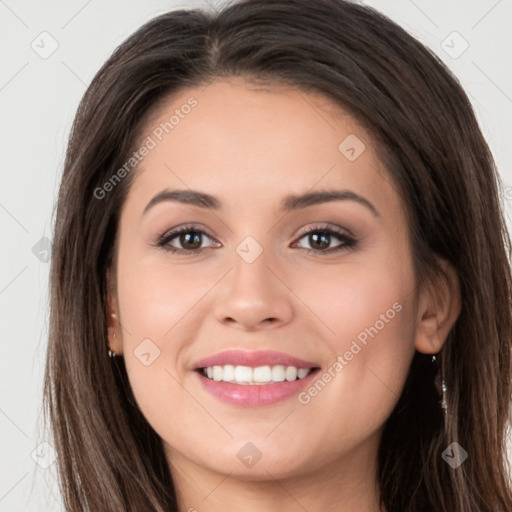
[1, 0, 511, 510]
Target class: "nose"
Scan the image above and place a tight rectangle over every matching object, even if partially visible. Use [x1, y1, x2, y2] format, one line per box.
[213, 248, 294, 331]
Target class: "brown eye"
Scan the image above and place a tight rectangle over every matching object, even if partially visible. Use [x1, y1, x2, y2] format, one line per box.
[156, 224, 219, 254]
[154, 223, 357, 255]
[293, 224, 357, 254]
[173, 230, 203, 250]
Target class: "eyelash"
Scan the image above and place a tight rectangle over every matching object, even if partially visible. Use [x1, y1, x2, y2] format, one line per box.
[154, 223, 357, 256]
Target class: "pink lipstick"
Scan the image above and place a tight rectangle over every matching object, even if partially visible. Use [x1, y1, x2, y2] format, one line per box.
[193, 349, 320, 407]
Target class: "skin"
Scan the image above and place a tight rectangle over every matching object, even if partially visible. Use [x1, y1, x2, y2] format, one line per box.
[107, 78, 461, 512]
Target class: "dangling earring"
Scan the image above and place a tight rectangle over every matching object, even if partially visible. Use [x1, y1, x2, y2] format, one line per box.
[108, 331, 117, 358]
[432, 354, 447, 413]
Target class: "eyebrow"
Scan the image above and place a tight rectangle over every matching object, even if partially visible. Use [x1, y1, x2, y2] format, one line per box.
[142, 188, 379, 217]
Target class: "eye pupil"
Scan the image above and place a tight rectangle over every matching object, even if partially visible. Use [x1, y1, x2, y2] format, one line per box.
[181, 231, 202, 249]
[310, 232, 330, 250]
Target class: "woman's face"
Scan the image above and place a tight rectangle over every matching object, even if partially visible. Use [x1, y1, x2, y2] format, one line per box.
[108, 79, 424, 480]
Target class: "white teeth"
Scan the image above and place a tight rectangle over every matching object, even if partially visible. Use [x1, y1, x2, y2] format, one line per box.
[285, 366, 298, 381]
[201, 364, 313, 385]
[297, 368, 310, 379]
[223, 364, 236, 382]
[271, 365, 286, 382]
[253, 365, 272, 383]
[234, 365, 252, 383]
[213, 365, 223, 381]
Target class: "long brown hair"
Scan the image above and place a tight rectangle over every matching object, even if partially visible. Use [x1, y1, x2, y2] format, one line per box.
[43, 0, 512, 510]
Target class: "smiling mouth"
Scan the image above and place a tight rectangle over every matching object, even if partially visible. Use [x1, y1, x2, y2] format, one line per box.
[198, 364, 320, 385]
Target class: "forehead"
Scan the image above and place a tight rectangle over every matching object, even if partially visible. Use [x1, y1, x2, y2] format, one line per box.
[123, 79, 402, 220]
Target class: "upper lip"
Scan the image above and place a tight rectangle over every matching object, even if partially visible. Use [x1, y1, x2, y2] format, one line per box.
[193, 349, 319, 370]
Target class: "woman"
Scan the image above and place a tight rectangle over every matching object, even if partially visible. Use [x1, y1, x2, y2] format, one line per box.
[44, 0, 512, 510]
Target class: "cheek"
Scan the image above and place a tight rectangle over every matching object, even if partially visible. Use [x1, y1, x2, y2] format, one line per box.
[293, 265, 417, 443]
[116, 251, 210, 347]
[114, 255, 208, 418]
[292, 253, 414, 355]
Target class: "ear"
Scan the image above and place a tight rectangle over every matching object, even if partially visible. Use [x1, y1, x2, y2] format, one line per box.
[414, 258, 461, 354]
[106, 268, 123, 355]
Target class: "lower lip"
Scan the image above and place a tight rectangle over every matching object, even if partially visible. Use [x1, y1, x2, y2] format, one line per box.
[195, 369, 319, 407]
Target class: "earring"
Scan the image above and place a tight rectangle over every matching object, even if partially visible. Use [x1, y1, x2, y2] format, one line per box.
[109, 330, 117, 358]
[432, 354, 447, 413]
